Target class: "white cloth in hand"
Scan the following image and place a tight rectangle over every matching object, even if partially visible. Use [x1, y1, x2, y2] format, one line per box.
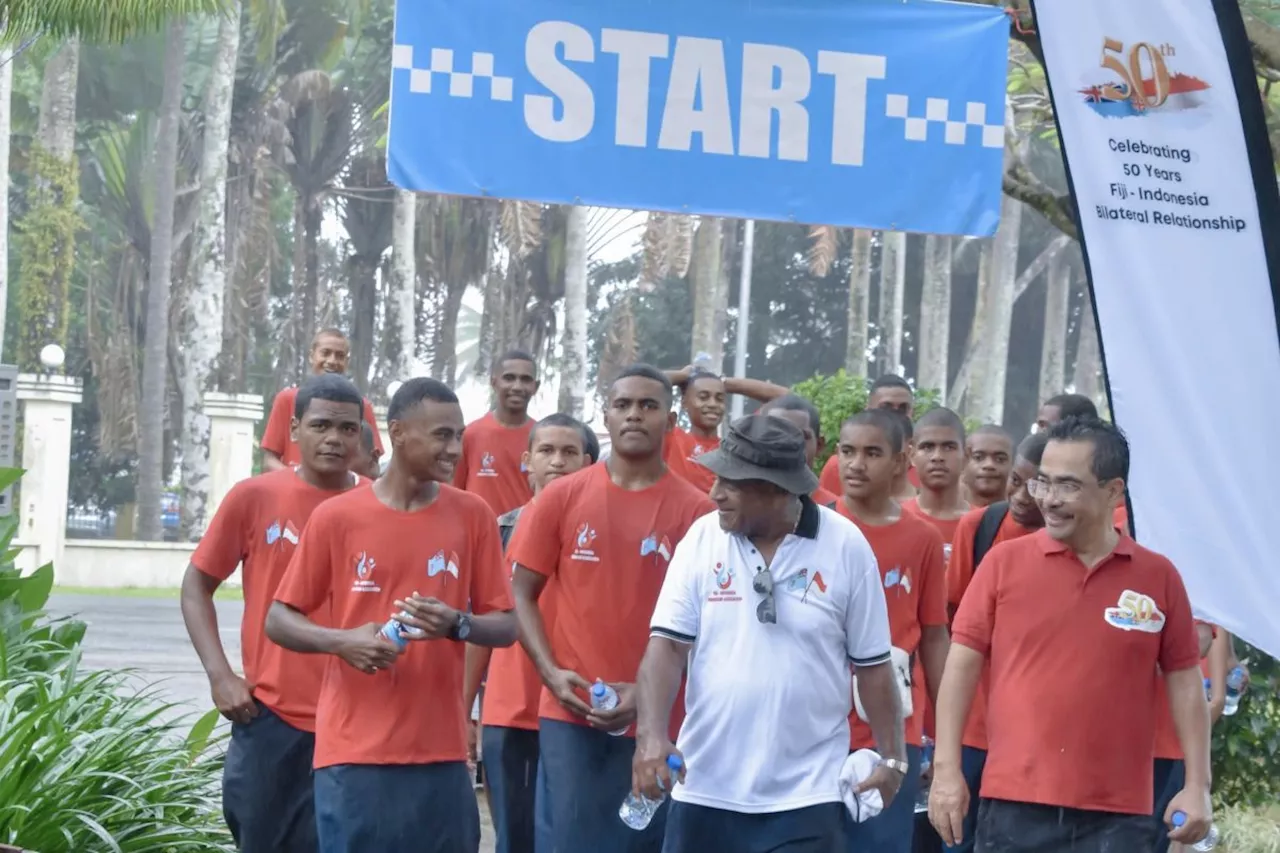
[838, 748, 884, 823]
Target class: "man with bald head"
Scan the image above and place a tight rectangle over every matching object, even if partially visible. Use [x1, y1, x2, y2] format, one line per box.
[261, 328, 384, 471]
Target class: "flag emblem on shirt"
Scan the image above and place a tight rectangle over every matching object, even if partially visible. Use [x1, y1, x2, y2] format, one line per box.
[884, 567, 911, 596]
[265, 521, 282, 545]
[802, 571, 828, 602]
[282, 521, 300, 545]
[640, 534, 672, 562]
[428, 550, 460, 579]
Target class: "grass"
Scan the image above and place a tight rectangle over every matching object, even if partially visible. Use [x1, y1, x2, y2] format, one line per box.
[53, 585, 244, 601]
[1221, 805, 1280, 852]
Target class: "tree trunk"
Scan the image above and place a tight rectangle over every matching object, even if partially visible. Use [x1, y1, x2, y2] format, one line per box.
[304, 200, 322, 342]
[389, 189, 417, 379]
[1074, 293, 1102, 404]
[284, 194, 307, 382]
[348, 254, 378, 391]
[846, 229, 872, 378]
[878, 231, 906, 376]
[690, 217, 723, 367]
[558, 205, 588, 418]
[431, 283, 466, 386]
[1039, 248, 1071, 405]
[137, 20, 186, 542]
[15, 39, 80, 371]
[917, 234, 952, 398]
[712, 219, 735, 365]
[179, 2, 240, 540]
[949, 241, 992, 413]
[0, 45, 12, 357]
[970, 192, 1022, 424]
[219, 158, 251, 392]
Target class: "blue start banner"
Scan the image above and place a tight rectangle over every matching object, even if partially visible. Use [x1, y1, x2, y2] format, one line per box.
[388, 0, 1010, 237]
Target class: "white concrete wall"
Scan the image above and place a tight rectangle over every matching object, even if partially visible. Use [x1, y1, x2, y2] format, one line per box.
[16, 538, 241, 589]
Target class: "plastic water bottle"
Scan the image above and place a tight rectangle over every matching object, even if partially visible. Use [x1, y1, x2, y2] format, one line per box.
[1222, 666, 1247, 716]
[590, 680, 627, 737]
[619, 754, 684, 830]
[1171, 811, 1220, 851]
[1203, 677, 1212, 702]
[916, 737, 934, 813]
[693, 351, 715, 371]
[379, 614, 425, 651]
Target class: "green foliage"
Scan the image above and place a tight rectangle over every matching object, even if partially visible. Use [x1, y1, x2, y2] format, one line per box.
[14, 145, 80, 372]
[792, 370, 871, 473]
[0, 0, 230, 44]
[1212, 645, 1280, 809]
[0, 468, 234, 851]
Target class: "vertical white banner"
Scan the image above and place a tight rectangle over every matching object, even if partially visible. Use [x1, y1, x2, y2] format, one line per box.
[1035, 0, 1280, 659]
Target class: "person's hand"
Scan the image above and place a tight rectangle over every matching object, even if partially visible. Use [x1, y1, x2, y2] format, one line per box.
[928, 764, 970, 847]
[587, 682, 637, 733]
[466, 720, 479, 773]
[394, 594, 460, 640]
[855, 760, 905, 812]
[545, 668, 593, 717]
[336, 623, 402, 674]
[1165, 787, 1212, 845]
[632, 734, 685, 799]
[210, 672, 258, 725]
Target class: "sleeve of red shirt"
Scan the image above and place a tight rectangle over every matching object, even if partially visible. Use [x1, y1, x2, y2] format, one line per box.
[819, 454, 841, 495]
[917, 528, 949, 628]
[1158, 561, 1202, 673]
[190, 481, 252, 581]
[950, 545, 1000, 655]
[361, 399, 384, 454]
[947, 512, 979, 610]
[470, 507, 514, 614]
[274, 503, 336, 615]
[260, 388, 293, 456]
[506, 480, 566, 577]
[454, 426, 471, 490]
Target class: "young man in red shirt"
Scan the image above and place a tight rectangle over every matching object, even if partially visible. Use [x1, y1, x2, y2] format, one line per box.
[961, 425, 1013, 509]
[352, 421, 382, 480]
[463, 413, 598, 853]
[260, 328, 383, 471]
[265, 377, 517, 852]
[180, 373, 367, 852]
[942, 430, 1047, 853]
[930, 416, 1213, 853]
[820, 374, 919, 498]
[510, 364, 715, 853]
[903, 407, 970, 565]
[835, 409, 950, 853]
[456, 349, 541, 516]
[759, 393, 840, 506]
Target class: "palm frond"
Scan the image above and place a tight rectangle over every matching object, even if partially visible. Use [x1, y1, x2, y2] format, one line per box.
[499, 200, 543, 260]
[639, 212, 695, 290]
[1, 0, 231, 43]
[807, 224, 840, 278]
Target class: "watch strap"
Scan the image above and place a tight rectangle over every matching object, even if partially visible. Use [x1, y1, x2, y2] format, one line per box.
[880, 758, 910, 775]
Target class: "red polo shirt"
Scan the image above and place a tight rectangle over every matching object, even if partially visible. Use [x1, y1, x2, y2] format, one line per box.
[951, 530, 1200, 815]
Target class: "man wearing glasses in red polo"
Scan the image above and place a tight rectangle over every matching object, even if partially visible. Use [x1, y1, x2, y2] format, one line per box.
[930, 415, 1213, 853]
[634, 414, 906, 852]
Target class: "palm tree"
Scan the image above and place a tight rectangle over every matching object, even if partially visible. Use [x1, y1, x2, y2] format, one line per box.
[0, 44, 12, 357]
[137, 17, 187, 542]
[917, 235, 952, 398]
[388, 188, 416, 380]
[178, 0, 242, 539]
[689, 217, 723, 368]
[1, 0, 226, 41]
[339, 152, 394, 391]
[559, 205, 588, 417]
[807, 225, 874, 379]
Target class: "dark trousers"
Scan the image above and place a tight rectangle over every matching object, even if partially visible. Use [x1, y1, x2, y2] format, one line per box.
[844, 744, 922, 853]
[538, 718, 666, 853]
[664, 801, 846, 853]
[975, 799, 1154, 853]
[483, 725, 540, 853]
[1151, 758, 1185, 853]
[944, 746, 988, 853]
[222, 702, 318, 853]
[314, 762, 480, 853]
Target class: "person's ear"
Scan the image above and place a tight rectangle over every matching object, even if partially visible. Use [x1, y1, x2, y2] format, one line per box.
[667, 411, 677, 431]
[290, 417, 300, 444]
[1109, 478, 1127, 508]
[521, 450, 532, 469]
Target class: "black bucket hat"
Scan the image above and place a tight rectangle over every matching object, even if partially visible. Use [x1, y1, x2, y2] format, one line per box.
[695, 415, 819, 495]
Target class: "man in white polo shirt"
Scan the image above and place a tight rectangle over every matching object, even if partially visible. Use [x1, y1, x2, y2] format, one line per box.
[633, 415, 907, 852]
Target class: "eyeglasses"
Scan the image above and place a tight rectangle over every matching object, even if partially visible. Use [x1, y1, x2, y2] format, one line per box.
[1026, 478, 1083, 501]
[753, 568, 776, 625]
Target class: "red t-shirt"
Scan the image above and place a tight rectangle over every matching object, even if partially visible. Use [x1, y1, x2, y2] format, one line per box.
[951, 531, 1201, 815]
[902, 498, 963, 568]
[481, 506, 557, 732]
[261, 385, 383, 467]
[456, 413, 535, 516]
[811, 486, 840, 507]
[191, 469, 359, 731]
[274, 485, 512, 768]
[507, 465, 714, 733]
[835, 504, 948, 749]
[664, 428, 720, 493]
[946, 507, 1037, 751]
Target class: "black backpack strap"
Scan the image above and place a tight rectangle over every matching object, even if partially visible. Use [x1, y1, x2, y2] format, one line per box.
[972, 501, 1009, 570]
[498, 506, 524, 554]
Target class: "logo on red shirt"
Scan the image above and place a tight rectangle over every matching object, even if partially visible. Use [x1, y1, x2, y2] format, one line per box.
[352, 551, 381, 593]
[571, 523, 600, 562]
[428, 550, 461, 579]
[478, 452, 498, 478]
[1104, 589, 1166, 634]
[640, 533, 672, 563]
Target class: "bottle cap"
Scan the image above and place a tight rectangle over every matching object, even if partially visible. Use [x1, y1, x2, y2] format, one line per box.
[666, 754, 684, 772]
[592, 681, 607, 697]
[1171, 810, 1186, 828]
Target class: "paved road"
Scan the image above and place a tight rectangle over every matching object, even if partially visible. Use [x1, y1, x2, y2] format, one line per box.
[46, 593, 496, 851]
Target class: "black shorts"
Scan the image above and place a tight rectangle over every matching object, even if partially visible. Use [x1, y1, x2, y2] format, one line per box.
[222, 701, 318, 853]
[975, 799, 1152, 853]
[663, 801, 845, 853]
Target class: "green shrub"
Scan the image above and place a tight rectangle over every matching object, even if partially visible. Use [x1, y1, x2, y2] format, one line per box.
[1218, 804, 1280, 853]
[1213, 645, 1280, 810]
[0, 466, 233, 852]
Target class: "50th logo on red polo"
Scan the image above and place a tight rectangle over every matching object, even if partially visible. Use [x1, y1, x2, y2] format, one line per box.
[1104, 589, 1165, 634]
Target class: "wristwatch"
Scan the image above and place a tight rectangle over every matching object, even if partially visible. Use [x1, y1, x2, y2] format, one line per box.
[880, 758, 910, 776]
[449, 611, 473, 642]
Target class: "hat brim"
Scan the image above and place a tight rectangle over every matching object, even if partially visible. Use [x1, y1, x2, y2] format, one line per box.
[695, 448, 819, 496]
